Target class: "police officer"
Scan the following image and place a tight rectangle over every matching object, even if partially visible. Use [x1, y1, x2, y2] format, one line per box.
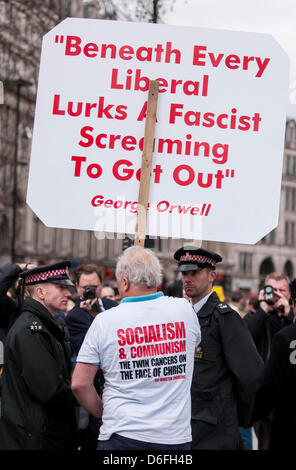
[174, 246, 264, 450]
[0, 261, 78, 450]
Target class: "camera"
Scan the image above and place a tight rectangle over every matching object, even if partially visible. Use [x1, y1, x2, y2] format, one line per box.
[263, 285, 285, 314]
[264, 285, 274, 305]
[83, 286, 97, 300]
[82, 286, 100, 313]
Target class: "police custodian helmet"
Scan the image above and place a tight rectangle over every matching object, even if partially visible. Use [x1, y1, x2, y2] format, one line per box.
[174, 246, 222, 272]
[20, 261, 74, 286]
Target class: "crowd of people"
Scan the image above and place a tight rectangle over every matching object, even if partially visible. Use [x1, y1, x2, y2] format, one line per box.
[0, 245, 295, 451]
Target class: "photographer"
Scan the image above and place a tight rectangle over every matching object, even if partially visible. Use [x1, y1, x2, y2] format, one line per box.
[245, 273, 294, 364]
[66, 264, 117, 450]
[251, 278, 296, 450]
[244, 272, 294, 449]
[66, 264, 117, 358]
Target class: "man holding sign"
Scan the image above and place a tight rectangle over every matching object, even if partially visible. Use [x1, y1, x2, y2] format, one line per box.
[71, 246, 201, 450]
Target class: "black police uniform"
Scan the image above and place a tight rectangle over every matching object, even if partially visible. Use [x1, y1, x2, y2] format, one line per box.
[0, 262, 78, 450]
[174, 247, 264, 450]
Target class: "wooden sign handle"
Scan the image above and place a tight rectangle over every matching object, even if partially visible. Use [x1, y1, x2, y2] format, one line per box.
[134, 80, 159, 247]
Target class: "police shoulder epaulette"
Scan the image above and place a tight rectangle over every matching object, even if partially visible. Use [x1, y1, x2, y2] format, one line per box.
[215, 302, 233, 314]
[28, 321, 43, 332]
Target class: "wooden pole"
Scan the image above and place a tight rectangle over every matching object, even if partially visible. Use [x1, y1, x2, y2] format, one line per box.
[134, 80, 159, 247]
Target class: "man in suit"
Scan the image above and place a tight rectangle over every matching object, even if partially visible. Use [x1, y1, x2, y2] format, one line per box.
[66, 264, 118, 357]
[66, 264, 117, 449]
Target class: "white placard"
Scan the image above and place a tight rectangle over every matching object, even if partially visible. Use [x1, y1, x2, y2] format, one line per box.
[27, 18, 289, 244]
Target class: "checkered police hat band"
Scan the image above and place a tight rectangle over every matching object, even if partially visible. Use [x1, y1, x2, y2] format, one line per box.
[25, 268, 68, 285]
[179, 254, 216, 266]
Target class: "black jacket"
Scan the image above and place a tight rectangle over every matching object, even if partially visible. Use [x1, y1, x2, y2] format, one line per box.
[244, 306, 294, 363]
[0, 263, 22, 332]
[66, 297, 118, 399]
[0, 297, 78, 450]
[66, 297, 118, 356]
[252, 323, 296, 450]
[0, 264, 22, 394]
[191, 292, 264, 450]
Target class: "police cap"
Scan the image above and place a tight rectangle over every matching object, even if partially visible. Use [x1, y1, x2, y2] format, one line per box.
[173, 246, 222, 272]
[20, 261, 74, 286]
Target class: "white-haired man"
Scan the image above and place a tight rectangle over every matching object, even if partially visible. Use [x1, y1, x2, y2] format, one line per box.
[72, 246, 201, 450]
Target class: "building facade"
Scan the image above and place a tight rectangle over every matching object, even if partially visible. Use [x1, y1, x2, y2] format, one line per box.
[0, 1, 295, 294]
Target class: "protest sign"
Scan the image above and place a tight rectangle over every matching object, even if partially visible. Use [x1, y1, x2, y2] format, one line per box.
[27, 18, 289, 243]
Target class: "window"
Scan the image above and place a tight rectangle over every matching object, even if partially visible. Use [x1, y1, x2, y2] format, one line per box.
[286, 187, 290, 210]
[122, 236, 163, 252]
[286, 154, 291, 175]
[239, 252, 253, 275]
[286, 121, 296, 148]
[285, 187, 296, 212]
[144, 237, 163, 252]
[260, 229, 276, 245]
[285, 155, 296, 176]
[293, 157, 296, 176]
[285, 221, 295, 247]
[144, 237, 155, 249]
[259, 257, 275, 288]
[292, 189, 296, 212]
[269, 228, 276, 244]
[284, 260, 294, 278]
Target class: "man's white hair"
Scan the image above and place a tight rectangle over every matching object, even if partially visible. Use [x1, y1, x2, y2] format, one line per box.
[116, 246, 162, 289]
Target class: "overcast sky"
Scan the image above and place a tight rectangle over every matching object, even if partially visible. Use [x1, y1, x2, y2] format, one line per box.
[164, 0, 296, 119]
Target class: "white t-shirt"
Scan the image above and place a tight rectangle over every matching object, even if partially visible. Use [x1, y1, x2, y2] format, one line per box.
[77, 292, 201, 444]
